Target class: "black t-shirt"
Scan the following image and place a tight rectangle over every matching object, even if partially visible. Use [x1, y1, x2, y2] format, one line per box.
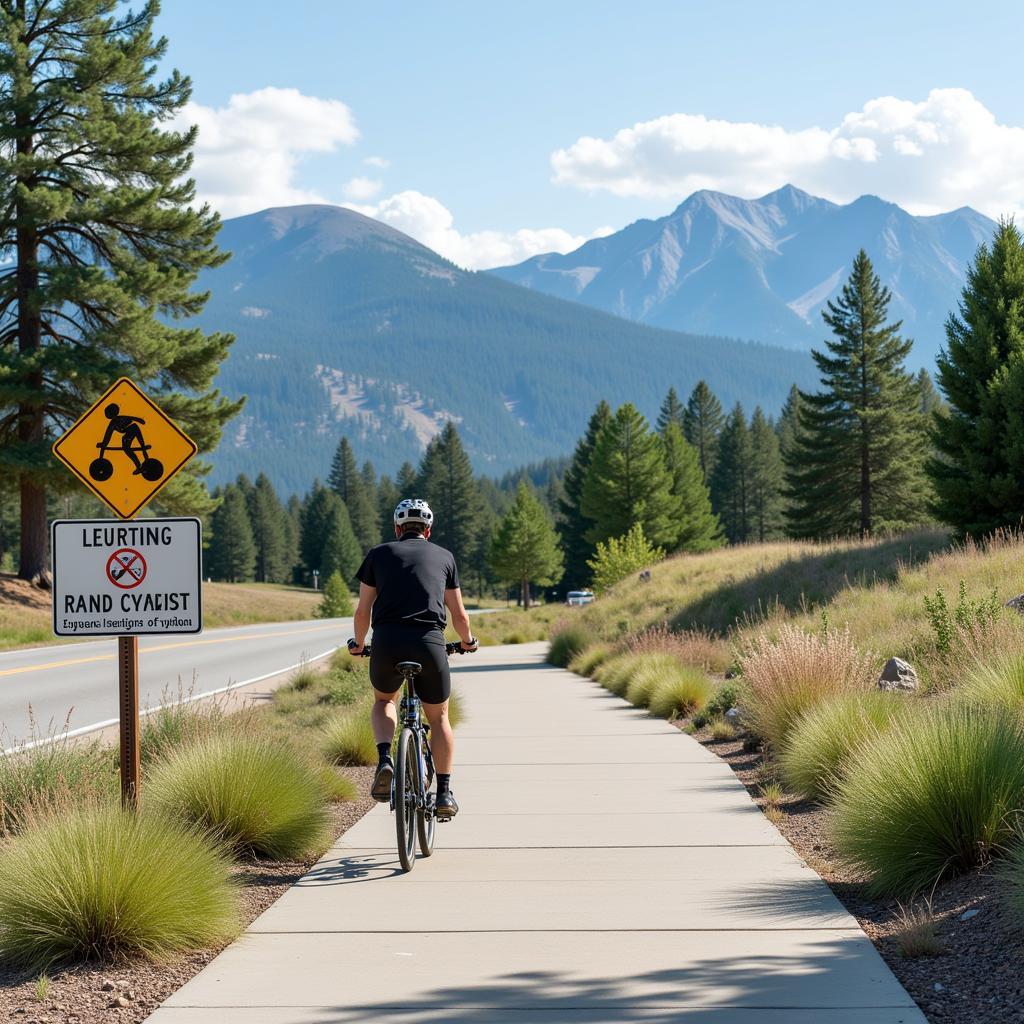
[355, 535, 460, 632]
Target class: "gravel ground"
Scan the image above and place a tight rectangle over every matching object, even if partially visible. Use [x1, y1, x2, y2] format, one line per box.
[693, 728, 1024, 1024]
[0, 765, 377, 1024]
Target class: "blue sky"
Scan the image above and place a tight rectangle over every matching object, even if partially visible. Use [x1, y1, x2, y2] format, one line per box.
[156, 1, 1024, 267]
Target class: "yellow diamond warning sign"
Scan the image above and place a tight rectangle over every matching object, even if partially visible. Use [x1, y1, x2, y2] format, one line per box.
[52, 378, 198, 519]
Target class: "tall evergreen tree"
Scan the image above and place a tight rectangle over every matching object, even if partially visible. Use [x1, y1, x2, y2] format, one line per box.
[396, 461, 418, 499]
[748, 407, 785, 542]
[0, 2, 239, 583]
[710, 404, 754, 543]
[321, 501, 362, 584]
[785, 250, 928, 539]
[360, 460, 380, 540]
[776, 385, 803, 462]
[248, 473, 288, 583]
[581, 403, 676, 547]
[657, 387, 685, 434]
[417, 422, 483, 567]
[558, 401, 610, 588]
[284, 494, 302, 582]
[328, 437, 378, 552]
[917, 368, 945, 418]
[208, 485, 256, 583]
[682, 381, 725, 483]
[660, 422, 721, 552]
[490, 482, 564, 609]
[376, 474, 399, 542]
[299, 481, 335, 580]
[931, 221, 1024, 536]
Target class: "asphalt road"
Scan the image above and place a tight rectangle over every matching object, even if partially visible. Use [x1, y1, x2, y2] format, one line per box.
[0, 616, 352, 748]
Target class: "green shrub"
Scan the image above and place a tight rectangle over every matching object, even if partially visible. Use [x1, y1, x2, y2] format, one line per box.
[501, 631, 527, 645]
[740, 625, 875, 750]
[147, 734, 331, 860]
[709, 718, 736, 741]
[693, 680, 744, 729]
[0, 803, 238, 968]
[647, 666, 713, 719]
[548, 625, 590, 667]
[289, 659, 320, 692]
[623, 654, 678, 707]
[593, 653, 638, 696]
[568, 643, 612, 677]
[779, 692, 910, 800]
[322, 708, 377, 766]
[832, 704, 1024, 895]
[0, 737, 116, 833]
[923, 580, 1000, 657]
[317, 571, 354, 618]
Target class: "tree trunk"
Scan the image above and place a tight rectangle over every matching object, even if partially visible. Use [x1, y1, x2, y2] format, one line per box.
[521, 577, 531, 610]
[15, 36, 47, 586]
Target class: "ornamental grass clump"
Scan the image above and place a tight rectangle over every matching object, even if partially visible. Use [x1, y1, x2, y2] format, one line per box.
[959, 654, 1024, 712]
[147, 734, 330, 860]
[739, 625, 875, 750]
[593, 653, 638, 697]
[832, 703, 1024, 896]
[780, 691, 911, 801]
[628, 624, 731, 673]
[0, 803, 238, 969]
[322, 707, 378, 766]
[568, 643, 613, 678]
[548, 624, 590, 668]
[647, 665, 713, 720]
[624, 654, 681, 707]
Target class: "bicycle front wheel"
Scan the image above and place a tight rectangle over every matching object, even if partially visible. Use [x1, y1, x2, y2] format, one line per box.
[395, 729, 418, 872]
[417, 732, 436, 858]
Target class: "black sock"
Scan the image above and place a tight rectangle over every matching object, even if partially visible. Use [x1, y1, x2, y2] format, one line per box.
[437, 773, 451, 794]
[377, 742, 391, 761]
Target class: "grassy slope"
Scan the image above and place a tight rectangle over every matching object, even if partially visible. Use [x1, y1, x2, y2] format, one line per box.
[570, 529, 1024, 687]
[0, 578, 322, 652]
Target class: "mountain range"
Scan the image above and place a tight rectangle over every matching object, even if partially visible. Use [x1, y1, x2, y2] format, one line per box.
[197, 205, 816, 496]
[490, 185, 996, 364]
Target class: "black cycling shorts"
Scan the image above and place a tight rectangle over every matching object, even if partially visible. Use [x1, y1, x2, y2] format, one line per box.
[369, 624, 451, 705]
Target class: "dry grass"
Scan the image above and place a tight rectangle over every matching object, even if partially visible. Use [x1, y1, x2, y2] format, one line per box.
[627, 624, 731, 673]
[709, 718, 737, 741]
[892, 901, 945, 958]
[739, 625, 876, 750]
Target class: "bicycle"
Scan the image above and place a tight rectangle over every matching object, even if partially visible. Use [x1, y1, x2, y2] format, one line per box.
[348, 638, 475, 872]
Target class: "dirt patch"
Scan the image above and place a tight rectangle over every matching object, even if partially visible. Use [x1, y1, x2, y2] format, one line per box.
[692, 727, 1024, 1024]
[0, 765, 377, 1023]
[0, 574, 51, 611]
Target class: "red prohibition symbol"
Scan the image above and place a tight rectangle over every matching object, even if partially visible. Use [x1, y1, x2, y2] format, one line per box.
[106, 548, 147, 589]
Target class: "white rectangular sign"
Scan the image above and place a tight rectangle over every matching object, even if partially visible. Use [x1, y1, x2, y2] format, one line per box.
[51, 518, 203, 637]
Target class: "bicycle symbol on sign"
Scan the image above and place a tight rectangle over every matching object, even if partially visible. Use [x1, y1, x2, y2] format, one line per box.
[89, 403, 164, 483]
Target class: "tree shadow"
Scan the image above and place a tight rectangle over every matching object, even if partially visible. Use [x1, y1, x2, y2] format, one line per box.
[668, 532, 947, 635]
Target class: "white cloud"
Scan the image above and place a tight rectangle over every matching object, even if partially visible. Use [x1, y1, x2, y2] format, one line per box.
[346, 190, 610, 269]
[176, 87, 359, 217]
[343, 176, 383, 200]
[551, 88, 1024, 217]
[364, 155, 391, 169]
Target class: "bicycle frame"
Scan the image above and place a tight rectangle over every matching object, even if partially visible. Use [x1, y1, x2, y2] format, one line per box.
[394, 672, 435, 817]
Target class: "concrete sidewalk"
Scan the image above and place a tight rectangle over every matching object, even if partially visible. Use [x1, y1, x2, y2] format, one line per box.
[146, 642, 925, 1024]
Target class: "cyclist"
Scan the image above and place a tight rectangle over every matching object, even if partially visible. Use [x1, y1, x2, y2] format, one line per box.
[350, 498, 478, 819]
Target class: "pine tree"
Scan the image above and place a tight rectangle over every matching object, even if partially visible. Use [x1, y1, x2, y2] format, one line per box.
[360, 461, 380, 540]
[786, 250, 928, 539]
[931, 221, 1024, 536]
[657, 387, 685, 434]
[417, 422, 483, 567]
[489, 482, 564, 609]
[0, 3, 240, 583]
[558, 401, 611, 588]
[317, 571, 354, 618]
[328, 438, 378, 552]
[284, 495, 302, 583]
[917, 368, 945, 418]
[660, 422, 721, 552]
[248, 473, 288, 583]
[682, 381, 725, 483]
[299, 481, 335, 580]
[776, 385, 803, 463]
[581, 403, 676, 547]
[396, 461, 418, 499]
[208, 485, 256, 583]
[376, 474, 399, 542]
[321, 501, 362, 583]
[748, 408, 785, 542]
[710, 404, 754, 543]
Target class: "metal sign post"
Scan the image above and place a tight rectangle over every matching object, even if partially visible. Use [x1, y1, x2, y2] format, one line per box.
[51, 379, 200, 809]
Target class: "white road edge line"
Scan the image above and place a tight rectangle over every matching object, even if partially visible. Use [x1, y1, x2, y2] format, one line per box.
[3, 644, 341, 756]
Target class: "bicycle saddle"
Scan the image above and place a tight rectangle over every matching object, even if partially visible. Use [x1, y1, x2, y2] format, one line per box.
[396, 661, 422, 675]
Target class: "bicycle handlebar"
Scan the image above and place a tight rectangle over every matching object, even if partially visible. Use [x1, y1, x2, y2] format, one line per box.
[347, 638, 478, 658]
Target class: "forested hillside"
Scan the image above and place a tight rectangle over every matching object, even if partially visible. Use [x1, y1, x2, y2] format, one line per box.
[196, 205, 816, 495]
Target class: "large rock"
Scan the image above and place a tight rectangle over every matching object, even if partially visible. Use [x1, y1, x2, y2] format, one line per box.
[877, 657, 919, 692]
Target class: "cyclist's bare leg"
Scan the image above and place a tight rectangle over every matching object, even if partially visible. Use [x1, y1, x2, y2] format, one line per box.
[371, 688, 399, 745]
[422, 700, 453, 773]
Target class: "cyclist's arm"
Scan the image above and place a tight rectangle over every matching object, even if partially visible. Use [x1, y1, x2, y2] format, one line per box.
[444, 588, 477, 650]
[352, 583, 375, 653]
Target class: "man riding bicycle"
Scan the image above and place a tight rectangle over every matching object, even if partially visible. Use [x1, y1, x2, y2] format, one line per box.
[350, 498, 478, 819]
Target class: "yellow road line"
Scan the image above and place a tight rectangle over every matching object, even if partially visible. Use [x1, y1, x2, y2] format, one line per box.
[0, 624, 339, 678]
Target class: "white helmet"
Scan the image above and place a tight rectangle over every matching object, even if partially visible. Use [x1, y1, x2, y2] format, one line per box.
[394, 497, 434, 528]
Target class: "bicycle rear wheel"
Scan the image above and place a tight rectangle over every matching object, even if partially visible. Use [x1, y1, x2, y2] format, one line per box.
[395, 729, 418, 872]
[417, 732, 436, 857]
